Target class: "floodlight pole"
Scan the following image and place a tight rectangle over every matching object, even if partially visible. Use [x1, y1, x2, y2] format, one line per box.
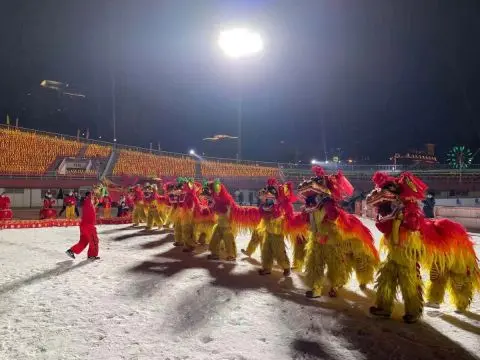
[111, 71, 116, 146]
[237, 81, 243, 162]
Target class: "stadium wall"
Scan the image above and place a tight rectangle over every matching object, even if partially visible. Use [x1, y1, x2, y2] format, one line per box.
[356, 200, 480, 231]
[0, 188, 43, 208]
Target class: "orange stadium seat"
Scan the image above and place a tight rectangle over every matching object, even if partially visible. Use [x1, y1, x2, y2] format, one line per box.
[201, 160, 280, 178]
[0, 128, 83, 175]
[112, 150, 196, 177]
[84, 144, 112, 158]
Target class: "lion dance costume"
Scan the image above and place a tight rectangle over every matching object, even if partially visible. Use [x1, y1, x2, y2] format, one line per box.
[194, 181, 218, 246]
[297, 166, 379, 298]
[166, 178, 198, 252]
[101, 192, 112, 219]
[131, 184, 147, 226]
[200, 180, 258, 261]
[367, 172, 479, 322]
[255, 179, 297, 276]
[40, 191, 57, 219]
[203, 180, 238, 261]
[0, 193, 13, 220]
[144, 182, 166, 231]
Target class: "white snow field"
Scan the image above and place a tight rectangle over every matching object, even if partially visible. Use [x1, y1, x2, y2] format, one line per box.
[0, 219, 479, 360]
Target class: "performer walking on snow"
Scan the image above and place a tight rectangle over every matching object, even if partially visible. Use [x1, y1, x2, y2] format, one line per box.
[66, 191, 100, 260]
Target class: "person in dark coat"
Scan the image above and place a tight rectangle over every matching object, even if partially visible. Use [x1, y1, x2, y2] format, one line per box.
[422, 191, 435, 218]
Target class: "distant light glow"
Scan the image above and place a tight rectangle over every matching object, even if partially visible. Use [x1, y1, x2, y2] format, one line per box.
[218, 28, 263, 59]
[189, 149, 195, 155]
[311, 159, 317, 164]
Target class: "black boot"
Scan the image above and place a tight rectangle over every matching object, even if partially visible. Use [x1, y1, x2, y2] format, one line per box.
[369, 306, 391, 318]
[305, 290, 321, 298]
[65, 249, 75, 259]
[258, 269, 271, 275]
[402, 313, 420, 324]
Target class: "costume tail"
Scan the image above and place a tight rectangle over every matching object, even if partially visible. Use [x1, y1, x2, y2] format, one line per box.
[336, 211, 380, 285]
[231, 205, 261, 234]
[422, 218, 480, 310]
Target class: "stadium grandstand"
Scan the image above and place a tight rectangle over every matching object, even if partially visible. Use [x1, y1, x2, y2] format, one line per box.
[1, 124, 480, 195]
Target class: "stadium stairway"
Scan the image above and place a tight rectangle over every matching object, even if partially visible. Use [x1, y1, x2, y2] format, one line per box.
[101, 149, 119, 179]
[78, 144, 88, 158]
[194, 160, 202, 179]
[278, 166, 286, 182]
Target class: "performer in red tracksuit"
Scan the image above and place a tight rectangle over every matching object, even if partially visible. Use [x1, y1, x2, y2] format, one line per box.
[65, 191, 100, 260]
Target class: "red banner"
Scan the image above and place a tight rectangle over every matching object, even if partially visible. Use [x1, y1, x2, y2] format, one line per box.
[0, 216, 132, 230]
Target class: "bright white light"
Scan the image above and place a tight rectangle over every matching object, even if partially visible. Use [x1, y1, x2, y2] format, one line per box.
[325, 160, 329, 164]
[189, 149, 195, 155]
[218, 28, 263, 59]
[311, 159, 317, 164]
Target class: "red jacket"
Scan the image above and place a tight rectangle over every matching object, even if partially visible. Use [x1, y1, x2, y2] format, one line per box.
[81, 197, 96, 226]
[64, 195, 76, 206]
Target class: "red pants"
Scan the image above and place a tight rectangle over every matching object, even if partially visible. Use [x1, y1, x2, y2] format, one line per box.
[71, 225, 99, 257]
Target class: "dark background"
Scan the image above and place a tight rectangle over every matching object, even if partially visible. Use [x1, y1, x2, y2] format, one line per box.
[1, 0, 480, 163]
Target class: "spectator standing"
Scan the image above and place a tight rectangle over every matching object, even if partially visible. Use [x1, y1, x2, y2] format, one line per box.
[422, 191, 435, 218]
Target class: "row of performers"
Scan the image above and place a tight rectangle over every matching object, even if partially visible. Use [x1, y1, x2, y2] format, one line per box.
[38, 190, 117, 220]
[127, 167, 480, 324]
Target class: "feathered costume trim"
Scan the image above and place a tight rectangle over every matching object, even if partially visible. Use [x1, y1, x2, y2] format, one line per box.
[420, 218, 480, 289]
[371, 171, 480, 297]
[336, 210, 380, 263]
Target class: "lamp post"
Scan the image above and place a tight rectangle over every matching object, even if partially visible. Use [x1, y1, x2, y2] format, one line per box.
[218, 28, 263, 161]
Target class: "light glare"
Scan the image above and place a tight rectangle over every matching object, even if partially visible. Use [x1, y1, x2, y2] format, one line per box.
[218, 28, 263, 59]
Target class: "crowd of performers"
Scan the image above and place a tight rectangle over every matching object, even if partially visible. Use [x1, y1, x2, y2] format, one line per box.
[122, 167, 479, 324]
[1, 166, 479, 324]
[38, 188, 119, 220]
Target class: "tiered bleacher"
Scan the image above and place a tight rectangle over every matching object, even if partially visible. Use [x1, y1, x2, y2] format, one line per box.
[0, 128, 82, 175]
[201, 160, 280, 178]
[84, 144, 112, 158]
[112, 150, 196, 178]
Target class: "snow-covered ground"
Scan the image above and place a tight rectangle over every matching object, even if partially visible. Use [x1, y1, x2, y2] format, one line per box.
[0, 219, 478, 360]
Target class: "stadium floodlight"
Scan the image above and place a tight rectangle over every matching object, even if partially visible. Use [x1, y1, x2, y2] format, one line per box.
[189, 149, 196, 155]
[311, 159, 317, 165]
[218, 28, 264, 59]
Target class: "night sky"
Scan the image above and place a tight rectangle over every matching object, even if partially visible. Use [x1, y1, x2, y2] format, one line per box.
[1, 0, 480, 163]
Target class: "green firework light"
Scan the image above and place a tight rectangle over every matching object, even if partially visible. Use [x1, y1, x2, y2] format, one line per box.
[447, 146, 473, 169]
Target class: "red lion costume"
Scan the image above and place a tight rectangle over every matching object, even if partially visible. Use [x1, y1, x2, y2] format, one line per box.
[166, 178, 200, 252]
[0, 193, 13, 220]
[296, 166, 379, 298]
[367, 171, 479, 322]
[240, 178, 301, 276]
